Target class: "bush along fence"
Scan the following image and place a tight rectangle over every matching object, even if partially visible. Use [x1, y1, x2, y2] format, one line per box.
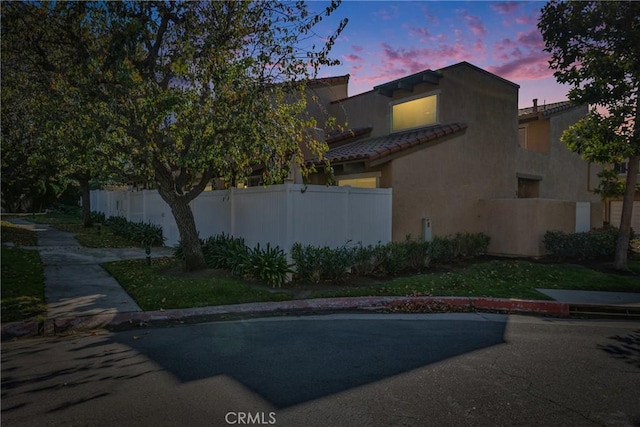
[173, 233, 293, 287]
[100, 214, 166, 248]
[291, 233, 491, 284]
[543, 225, 634, 261]
[173, 232, 490, 287]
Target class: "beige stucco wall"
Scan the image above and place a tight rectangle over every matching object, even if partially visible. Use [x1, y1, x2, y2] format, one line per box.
[515, 106, 602, 203]
[305, 81, 349, 131]
[386, 63, 519, 240]
[328, 91, 392, 136]
[479, 198, 578, 257]
[315, 63, 602, 256]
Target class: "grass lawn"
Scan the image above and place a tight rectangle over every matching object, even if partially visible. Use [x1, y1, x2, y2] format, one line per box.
[22, 211, 146, 248]
[306, 258, 640, 301]
[103, 257, 292, 311]
[53, 223, 143, 248]
[103, 255, 640, 311]
[1, 247, 46, 322]
[1, 220, 38, 246]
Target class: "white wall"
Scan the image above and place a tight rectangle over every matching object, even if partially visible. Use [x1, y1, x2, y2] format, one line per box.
[91, 183, 392, 251]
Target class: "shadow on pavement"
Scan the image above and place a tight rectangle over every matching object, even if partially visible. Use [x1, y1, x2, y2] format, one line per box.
[598, 329, 640, 369]
[111, 316, 507, 408]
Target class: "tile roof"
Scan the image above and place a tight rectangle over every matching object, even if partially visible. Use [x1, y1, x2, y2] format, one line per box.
[518, 101, 577, 118]
[322, 123, 467, 164]
[326, 127, 373, 146]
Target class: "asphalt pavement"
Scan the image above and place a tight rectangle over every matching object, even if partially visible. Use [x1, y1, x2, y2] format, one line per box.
[2, 314, 639, 426]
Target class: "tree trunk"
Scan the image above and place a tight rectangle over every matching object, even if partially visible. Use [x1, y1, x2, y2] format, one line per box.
[613, 155, 639, 271]
[78, 175, 92, 228]
[157, 187, 206, 272]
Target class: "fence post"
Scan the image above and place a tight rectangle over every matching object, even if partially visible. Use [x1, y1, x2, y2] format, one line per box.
[285, 182, 294, 254]
[343, 186, 350, 244]
[230, 187, 236, 237]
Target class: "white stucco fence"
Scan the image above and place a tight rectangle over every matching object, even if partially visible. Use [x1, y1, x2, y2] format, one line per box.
[90, 183, 392, 251]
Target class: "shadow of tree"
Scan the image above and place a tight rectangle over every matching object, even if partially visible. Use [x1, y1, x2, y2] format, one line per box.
[598, 329, 640, 369]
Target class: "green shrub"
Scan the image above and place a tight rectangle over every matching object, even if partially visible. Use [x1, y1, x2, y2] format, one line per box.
[202, 233, 250, 275]
[543, 226, 633, 261]
[429, 236, 456, 263]
[452, 232, 491, 257]
[350, 243, 386, 276]
[290, 243, 354, 283]
[402, 236, 432, 272]
[380, 241, 409, 275]
[90, 211, 106, 224]
[245, 243, 293, 288]
[292, 232, 491, 282]
[104, 216, 165, 247]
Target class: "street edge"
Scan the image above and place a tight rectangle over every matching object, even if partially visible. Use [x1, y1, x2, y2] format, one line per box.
[1, 296, 572, 340]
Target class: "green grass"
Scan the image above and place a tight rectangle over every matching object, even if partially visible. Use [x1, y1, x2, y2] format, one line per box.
[308, 259, 640, 300]
[103, 257, 292, 311]
[1, 247, 46, 322]
[21, 211, 146, 248]
[25, 210, 83, 225]
[52, 223, 143, 248]
[1, 220, 38, 246]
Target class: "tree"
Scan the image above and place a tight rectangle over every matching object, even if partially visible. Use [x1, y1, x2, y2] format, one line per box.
[2, 2, 124, 226]
[5, 1, 347, 271]
[539, 0, 640, 271]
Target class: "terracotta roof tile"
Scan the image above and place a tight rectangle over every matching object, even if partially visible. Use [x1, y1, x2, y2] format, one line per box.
[518, 101, 578, 118]
[323, 123, 467, 164]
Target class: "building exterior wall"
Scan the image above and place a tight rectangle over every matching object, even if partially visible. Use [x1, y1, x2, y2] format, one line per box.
[516, 106, 602, 203]
[328, 91, 390, 137]
[385, 63, 519, 240]
[313, 62, 601, 255]
[479, 198, 578, 257]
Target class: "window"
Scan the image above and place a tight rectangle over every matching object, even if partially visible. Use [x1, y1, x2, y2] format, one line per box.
[518, 126, 527, 149]
[337, 173, 380, 188]
[391, 94, 438, 133]
[614, 162, 628, 175]
[519, 121, 550, 153]
[518, 178, 540, 198]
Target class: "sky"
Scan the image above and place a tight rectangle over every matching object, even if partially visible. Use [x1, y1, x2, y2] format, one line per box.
[308, 0, 571, 108]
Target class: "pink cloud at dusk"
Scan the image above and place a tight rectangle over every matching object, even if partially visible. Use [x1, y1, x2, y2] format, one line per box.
[515, 14, 539, 26]
[458, 10, 487, 37]
[343, 53, 363, 63]
[487, 53, 554, 81]
[311, 1, 571, 106]
[403, 24, 431, 40]
[372, 5, 398, 22]
[491, 2, 522, 15]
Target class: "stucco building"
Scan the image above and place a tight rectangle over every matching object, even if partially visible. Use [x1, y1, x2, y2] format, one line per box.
[306, 61, 603, 257]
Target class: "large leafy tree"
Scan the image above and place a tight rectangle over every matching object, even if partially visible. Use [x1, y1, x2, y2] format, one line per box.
[539, 0, 640, 271]
[2, 2, 123, 225]
[5, 1, 347, 271]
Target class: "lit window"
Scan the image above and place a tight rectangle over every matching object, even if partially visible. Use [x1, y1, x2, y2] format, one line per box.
[391, 94, 438, 133]
[337, 177, 378, 188]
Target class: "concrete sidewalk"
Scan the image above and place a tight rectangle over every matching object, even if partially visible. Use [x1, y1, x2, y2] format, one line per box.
[2, 218, 639, 339]
[4, 218, 173, 319]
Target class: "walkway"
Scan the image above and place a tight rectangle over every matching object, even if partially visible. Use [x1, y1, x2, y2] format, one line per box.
[7, 218, 173, 319]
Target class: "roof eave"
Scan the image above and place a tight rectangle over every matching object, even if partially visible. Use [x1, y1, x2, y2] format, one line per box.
[374, 70, 442, 97]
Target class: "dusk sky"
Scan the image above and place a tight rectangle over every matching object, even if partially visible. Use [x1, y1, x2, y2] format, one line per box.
[309, 1, 570, 108]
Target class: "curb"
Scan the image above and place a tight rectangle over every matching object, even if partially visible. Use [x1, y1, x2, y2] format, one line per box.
[1, 296, 571, 340]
